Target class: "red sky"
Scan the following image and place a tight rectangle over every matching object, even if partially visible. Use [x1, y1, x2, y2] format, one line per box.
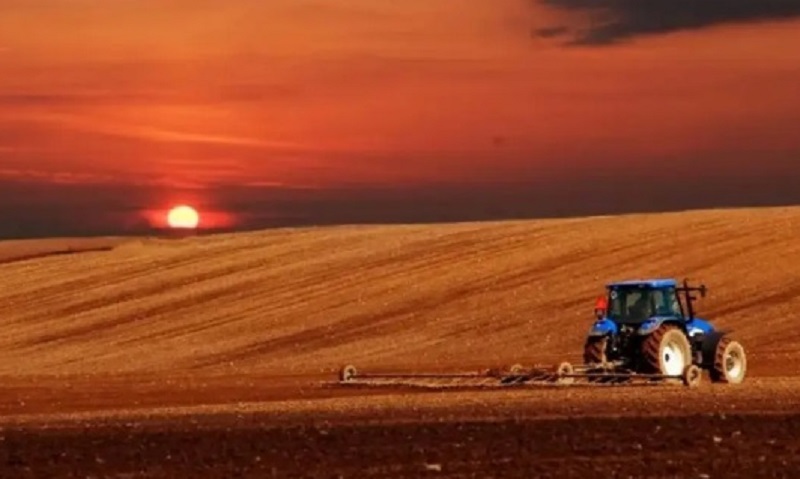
[1, 0, 799, 236]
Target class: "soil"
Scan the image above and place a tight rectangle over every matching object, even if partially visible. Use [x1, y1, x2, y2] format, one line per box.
[1, 207, 799, 477]
[1, 374, 799, 478]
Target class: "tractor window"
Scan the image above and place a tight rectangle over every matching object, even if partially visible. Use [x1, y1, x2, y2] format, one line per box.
[608, 286, 682, 322]
[608, 287, 654, 322]
[653, 287, 682, 317]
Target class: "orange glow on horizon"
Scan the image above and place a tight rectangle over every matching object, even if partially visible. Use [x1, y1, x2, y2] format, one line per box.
[141, 203, 236, 231]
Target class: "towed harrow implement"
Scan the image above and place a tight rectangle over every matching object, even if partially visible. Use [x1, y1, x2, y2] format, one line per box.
[337, 361, 703, 389]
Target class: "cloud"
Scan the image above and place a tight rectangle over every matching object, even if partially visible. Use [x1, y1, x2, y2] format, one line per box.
[0, 83, 303, 107]
[11, 112, 313, 151]
[533, 0, 800, 45]
[0, 168, 109, 184]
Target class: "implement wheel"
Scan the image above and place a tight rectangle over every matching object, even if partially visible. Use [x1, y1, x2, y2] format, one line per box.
[339, 364, 357, 382]
[556, 362, 574, 384]
[710, 337, 747, 384]
[641, 325, 692, 377]
[682, 364, 702, 388]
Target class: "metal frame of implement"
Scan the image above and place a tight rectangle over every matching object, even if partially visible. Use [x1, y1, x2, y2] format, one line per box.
[337, 361, 703, 388]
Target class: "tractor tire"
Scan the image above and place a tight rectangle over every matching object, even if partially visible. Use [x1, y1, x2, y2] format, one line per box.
[583, 336, 608, 366]
[641, 325, 692, 377]
[710, 337, 747, 384]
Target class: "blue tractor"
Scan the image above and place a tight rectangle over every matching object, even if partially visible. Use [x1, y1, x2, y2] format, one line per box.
[583, 278, 746, 384]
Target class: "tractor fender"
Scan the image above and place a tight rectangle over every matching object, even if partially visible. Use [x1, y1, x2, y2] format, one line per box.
[686, 317, 715, 337]
[636, 317, 682, 336]
[588, 318, 618, 337]
[636, 318, 664, 336]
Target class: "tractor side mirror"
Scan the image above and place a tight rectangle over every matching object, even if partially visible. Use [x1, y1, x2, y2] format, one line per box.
[700, 285, 707, 298]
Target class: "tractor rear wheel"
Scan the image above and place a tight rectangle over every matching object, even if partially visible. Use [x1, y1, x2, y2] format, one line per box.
[583, 336, 608, 366]
[641, 325, 692, 377]
[710, 337, 747, 384]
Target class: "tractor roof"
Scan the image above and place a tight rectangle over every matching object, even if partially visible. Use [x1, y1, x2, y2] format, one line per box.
[606, 278, 677, 289]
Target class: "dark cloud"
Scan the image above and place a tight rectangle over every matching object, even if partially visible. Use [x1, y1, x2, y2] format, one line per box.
[534, 0, 800, 45]
[532, 26, 570, 38]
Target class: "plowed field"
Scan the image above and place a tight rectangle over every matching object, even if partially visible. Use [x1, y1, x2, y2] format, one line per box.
[1, 206, 799, 477]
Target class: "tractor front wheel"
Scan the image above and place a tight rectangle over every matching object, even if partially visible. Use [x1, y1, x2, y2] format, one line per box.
[641, 325, 692, 377]
[583, 336, 608, 366]
[710, 337, 747, 384]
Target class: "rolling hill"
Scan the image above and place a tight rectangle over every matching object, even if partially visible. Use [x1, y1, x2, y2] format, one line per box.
[0, 206, 798, 379]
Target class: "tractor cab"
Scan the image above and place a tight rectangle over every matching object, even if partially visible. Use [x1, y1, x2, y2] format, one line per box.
[588, 278, 717, 360]
[604, 279, 683, 324]
[593, 278, 710, 325]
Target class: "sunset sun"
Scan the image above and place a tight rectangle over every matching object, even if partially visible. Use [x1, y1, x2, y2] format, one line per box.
[167, 205, 200, 229]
